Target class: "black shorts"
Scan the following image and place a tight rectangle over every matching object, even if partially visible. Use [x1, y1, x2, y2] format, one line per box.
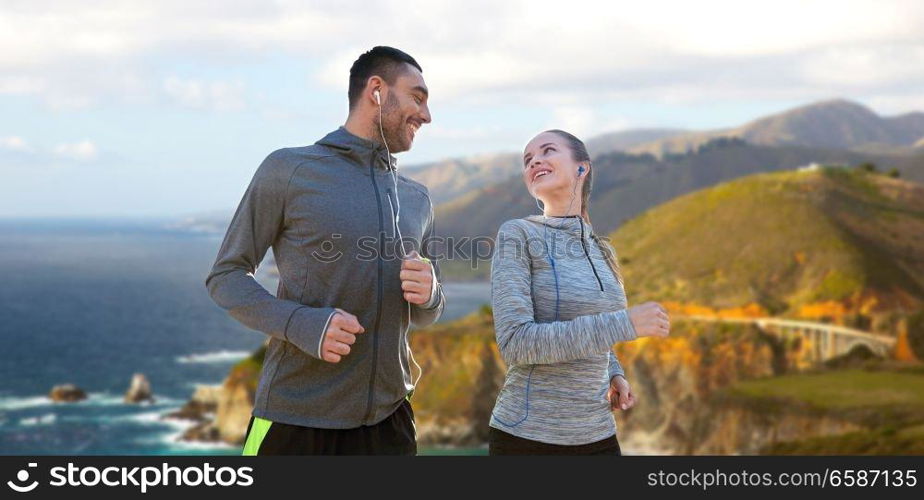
[243, 399, 417, 455]
[488, 427, 621, 455]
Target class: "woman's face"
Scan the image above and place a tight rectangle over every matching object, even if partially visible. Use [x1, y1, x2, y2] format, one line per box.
[522, 132, 581, 200]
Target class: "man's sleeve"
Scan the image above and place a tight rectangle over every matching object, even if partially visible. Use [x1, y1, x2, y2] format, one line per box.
[409, 196, 444, 327]
[205, 150, 336, 359]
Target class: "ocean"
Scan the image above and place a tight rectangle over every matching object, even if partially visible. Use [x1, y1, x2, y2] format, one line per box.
[0, 218, 491, 455]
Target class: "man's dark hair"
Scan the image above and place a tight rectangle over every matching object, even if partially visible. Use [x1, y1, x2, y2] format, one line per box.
[348, 46, 422, 110]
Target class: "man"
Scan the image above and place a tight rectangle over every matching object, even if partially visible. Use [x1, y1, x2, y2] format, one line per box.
[205, 46, 444, 455]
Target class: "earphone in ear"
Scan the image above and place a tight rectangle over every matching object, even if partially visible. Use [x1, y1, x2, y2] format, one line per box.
[374, 89, 381, 105]
[577, 165, 585, 176]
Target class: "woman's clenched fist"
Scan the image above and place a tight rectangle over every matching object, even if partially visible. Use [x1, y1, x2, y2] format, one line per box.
[628, 301, 670, 338]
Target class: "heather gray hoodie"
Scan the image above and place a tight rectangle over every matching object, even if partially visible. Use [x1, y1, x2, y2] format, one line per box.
[489, 215, 637, 445]
[206, 126, 445, 429]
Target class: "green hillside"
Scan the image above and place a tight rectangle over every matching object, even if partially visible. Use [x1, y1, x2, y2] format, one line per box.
[609, 166, 924, 323]
[717, 363, 924, 454]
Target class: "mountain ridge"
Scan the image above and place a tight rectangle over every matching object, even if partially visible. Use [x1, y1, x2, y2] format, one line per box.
[629, 99, 924, 157]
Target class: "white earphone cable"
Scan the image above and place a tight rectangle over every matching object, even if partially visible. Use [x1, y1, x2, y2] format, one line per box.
[377, 91, 423, 391]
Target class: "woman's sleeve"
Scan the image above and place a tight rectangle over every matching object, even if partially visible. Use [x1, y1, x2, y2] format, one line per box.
[607, 351, 626, 379]
[491, 220, 637, 366]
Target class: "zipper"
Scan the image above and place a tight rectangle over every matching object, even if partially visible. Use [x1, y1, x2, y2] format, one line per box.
[579, 219, 604, 291]
[385, 188, 398, 240]
[363, 158, 386, 424]
[387, 187, 413, 364]
[386, 187, 409, 259]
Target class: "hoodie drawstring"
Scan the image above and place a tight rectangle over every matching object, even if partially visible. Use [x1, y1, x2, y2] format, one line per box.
[579, 219, 604, 292]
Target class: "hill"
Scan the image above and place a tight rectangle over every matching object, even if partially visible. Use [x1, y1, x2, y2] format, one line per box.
[434, 139, 924, 245]
[401, 129, 684, 206]
[402, 152, 521, 206]
[609, 166, 924, 326]
[583, 128, 687, 156]
[186, 309, 924, 454]
[629, 99, 924, 157]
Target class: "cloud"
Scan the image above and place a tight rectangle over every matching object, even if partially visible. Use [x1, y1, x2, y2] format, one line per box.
[623, 1, 923, 57]
[1, 137, 104, 168]
[423, 124, 509, 140]
[1, 0, 923, 114]
[163, 77, 246, 111]
[544, 106, 632, 139]
[53, 140, 98, 162]
[800, 43, 924, 88]
[305, 1, 924, 113]
[0, 68, 148, 111]
[0, 136, 31, 152]
[0, 76, 46, 95]
[864, 94, 924, 116]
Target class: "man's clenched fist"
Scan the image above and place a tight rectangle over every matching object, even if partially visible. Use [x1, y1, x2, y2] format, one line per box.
[321, 308, 365, 363]
[400, 251, 434, 305]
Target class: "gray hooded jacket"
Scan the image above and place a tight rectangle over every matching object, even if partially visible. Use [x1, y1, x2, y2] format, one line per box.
[206, 126, 445, 429]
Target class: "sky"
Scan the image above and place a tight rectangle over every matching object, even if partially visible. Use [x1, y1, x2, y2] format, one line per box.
[1, 0, 923, 217]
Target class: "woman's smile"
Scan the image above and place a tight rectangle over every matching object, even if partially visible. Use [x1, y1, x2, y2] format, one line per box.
[530, 166, 554, 183]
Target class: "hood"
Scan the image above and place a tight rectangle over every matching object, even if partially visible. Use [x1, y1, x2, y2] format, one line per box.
[316, 126, 397, 172]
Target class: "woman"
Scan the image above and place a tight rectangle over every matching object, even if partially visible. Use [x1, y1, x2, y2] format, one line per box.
[488, 129, 670, 455]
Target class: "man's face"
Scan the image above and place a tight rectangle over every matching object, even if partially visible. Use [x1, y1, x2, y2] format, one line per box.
[379, 64, 431, 153]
